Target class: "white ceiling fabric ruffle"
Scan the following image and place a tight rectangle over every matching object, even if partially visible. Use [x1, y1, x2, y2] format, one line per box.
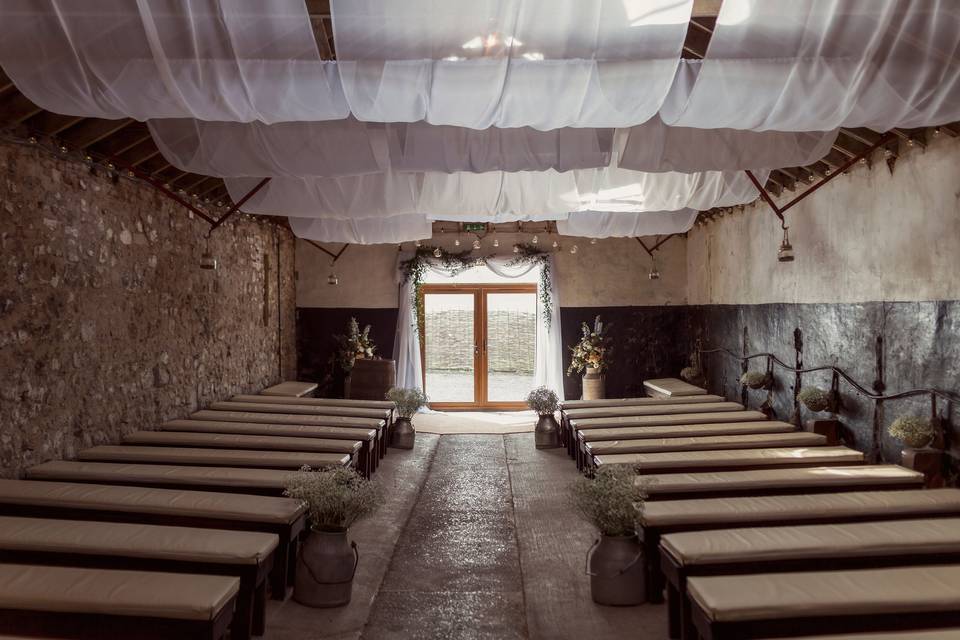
[289, 214, 433, 244]
[556, 210, 698, 238]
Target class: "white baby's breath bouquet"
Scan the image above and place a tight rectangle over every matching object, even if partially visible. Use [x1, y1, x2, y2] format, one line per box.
[526, 386, 559, 415]
[570, 465, 648, 537]
[284, 466, 384, 533]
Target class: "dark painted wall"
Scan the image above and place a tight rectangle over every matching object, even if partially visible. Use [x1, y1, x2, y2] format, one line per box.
[687, 301, 959, 480]
[297, 307, 399, 397]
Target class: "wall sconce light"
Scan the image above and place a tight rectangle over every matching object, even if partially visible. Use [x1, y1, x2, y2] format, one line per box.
[327, 272, 339, 285]
[778, 227, 795, 262]
[199, 252, 218, 270]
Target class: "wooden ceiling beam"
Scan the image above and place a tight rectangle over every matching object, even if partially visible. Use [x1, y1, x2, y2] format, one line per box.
[115, 138, 163, 168]
[840, 128, 882, 147]
[60, 118, 133, 149]
[23, 112, 85, 137]
[89, 124, 152, 157]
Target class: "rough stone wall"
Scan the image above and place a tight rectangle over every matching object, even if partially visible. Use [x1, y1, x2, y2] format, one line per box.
[0, 140, 296, 478]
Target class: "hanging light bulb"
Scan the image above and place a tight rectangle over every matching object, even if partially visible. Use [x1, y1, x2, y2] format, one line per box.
[531, 234, 539, 245]
[648, 260, 661, 280]
[570, 244, 578, 254]
[415, 239, 422, 248]
[472, 238, 481, 250]
[778, 227, 795, 262]
[513, 244, 520, 254]
[454, 236, 460, 247]
[552, 240, 559, 249]
[199, 236, 217, 270]
[327, 272, 339, 285]
[590, 238, 597, 244]
[433, 246, 443, 258]
[493, 236, 499, 248]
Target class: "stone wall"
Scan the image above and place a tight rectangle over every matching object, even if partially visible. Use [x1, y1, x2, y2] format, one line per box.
[0, 140, 296, 478]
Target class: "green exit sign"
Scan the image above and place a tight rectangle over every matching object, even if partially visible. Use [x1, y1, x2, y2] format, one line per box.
[463, 223, 486, 232]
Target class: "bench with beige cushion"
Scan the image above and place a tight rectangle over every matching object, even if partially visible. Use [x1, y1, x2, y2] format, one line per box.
[584, 432, 826, 467]
[763, 631, 960, 640]
[564, 401, 741, 421]
[164, 418, 381, 469]
[560, 395, 724, 411]
[122, 431, 372, 478]
[26, 461, 297, 497]
[595, 445, 863, 474]
[237, 394, 394, 410]
[209, 401, 389, 421]
[0, 479, 307, 598]
[0, 564, 239, 640]
[644, 378, 708, 398]
[77, 445, 351, 471]
[190, 410, 388, 458]
[687, 564, 960, 640]
[641, 465, 924, 501]
[662, 518, 960, 640]
[0, 516, 278, 640]
[261, 381, 318, 397]
[571, 420, 793, 470]
[638, 488, 960, 605]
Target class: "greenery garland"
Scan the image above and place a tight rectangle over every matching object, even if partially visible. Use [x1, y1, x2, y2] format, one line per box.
[399, 244, 554, 332]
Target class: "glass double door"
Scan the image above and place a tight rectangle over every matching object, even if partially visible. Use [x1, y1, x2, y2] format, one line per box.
[420, 284, 538, 409]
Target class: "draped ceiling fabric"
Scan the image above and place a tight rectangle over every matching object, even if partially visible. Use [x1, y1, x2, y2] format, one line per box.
[661, 0, 960, 131]
[289, 214, 433, 245]
[557, 210, 699, 238]
[331, 0, 695, 129]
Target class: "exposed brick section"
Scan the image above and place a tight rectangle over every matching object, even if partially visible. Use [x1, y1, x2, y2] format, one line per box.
[0, 141, 296, 477]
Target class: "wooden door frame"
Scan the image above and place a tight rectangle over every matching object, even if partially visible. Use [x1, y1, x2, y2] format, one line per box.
[419, 283, 537, 411]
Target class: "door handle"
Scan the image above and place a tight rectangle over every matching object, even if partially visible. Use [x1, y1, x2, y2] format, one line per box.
[474, 345, 481, 357]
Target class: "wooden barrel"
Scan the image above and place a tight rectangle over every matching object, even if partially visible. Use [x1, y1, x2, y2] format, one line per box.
[582, 367, 606, 400]
[349, 358, 396, 400]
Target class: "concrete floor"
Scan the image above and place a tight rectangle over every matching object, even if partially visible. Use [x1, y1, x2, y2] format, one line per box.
[265, 433, 665, 640]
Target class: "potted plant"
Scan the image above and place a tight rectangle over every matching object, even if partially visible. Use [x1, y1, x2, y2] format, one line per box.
[567, 315, 612, 400]
[888, 415, 936, 449]
[797, 386, 831, 412]
[386, 387, 428, 449]
[335, 318, 376, 397]
[527, 386, 561, 449]
[571, 465, 648, 606]
[285, 466, 384, 608]
[740, 370, 770, 390]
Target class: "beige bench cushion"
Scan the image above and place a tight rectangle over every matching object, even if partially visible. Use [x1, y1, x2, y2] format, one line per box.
[580, 421, 795, 442]
[0, 479, 304, 524]
[644, 378, 707, 397]
[598, 445, 862, 471]
[192, 410, 383, 429]
[236, 394, 394, 409]
[641, 488, 960, 528]
[586, 432, 824, 455]
[561, 395, 724, 410]
[687, 564, 960, 623]
[564, 402, 743, 420]
[261, 381, 317, 397]
[766, 631, 960, 640]
[209, 401, 388, 420]
[0, 564, 239, 621]
[663, 517, 960, 566]
[0, 515, 278, 565]
[642, 465, 924, 496]
[164, 418, 376, 441]
[573, 411, 767, 430]
[27, 460, 295, 491]
[79, 445, 350, 470]
[124, 430, 361, 454]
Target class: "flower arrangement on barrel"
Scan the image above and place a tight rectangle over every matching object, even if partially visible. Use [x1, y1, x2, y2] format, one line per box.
[334, 317, 376, 373]
[566, 316, 612, 400]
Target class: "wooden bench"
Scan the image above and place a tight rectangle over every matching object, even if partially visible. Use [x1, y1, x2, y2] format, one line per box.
[644, 378, 708, 398]
[595, 445, 863, 474]
[27, 461, 296, 497]
[572, 420, 794, 470]
[77, 445, 351, 471]
[191, 410, 389, 458]
[209, 401, 389, 421]
[123, 431, 371, 478]
[662, 517, 960, 640]
[261, 381, 318, 397]
[638, 488, 960, 605]
[164, 419, 380, 471]
[641, 465, 925, 501]
[0, 479, 307, 599]
[764, 631, 960, 640]
[0, 516, 277, 640]
[687, 564, 960, 640]
[0, 563, 238, 640]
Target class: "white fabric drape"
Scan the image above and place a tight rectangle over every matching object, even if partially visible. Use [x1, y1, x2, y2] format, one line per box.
[556, 209, 698, 238]
[148, 118, 385, 178]
[226, 168, 764, 219]
[289, 214, 432, 244]
[660, 0, 960, 131]
[618, 118, 838, 172]
[331, 0, 693, 129]
[0, 0, 348, 122]
[392, 253, 565, 399]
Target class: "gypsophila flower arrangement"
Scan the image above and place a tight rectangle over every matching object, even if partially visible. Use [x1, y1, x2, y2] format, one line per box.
[566, 315, 612, 376]
[284, 466, 384, 533]
[526, 386, 559, 416]
[386, 387, 429, 418]
[798, 386, 831, 412]
[570, 465, 648, 537]
[740, 370, 769, 389]
[888, 415, 936, 449]
[335, 317, 376, 372]
[680, 366, 702, 383]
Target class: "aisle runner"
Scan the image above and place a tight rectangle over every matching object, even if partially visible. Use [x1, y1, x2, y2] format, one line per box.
[414, 411, 536, 435]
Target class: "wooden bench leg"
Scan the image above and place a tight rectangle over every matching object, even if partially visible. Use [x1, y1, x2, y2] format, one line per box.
[233, 575, 255, 640]
[253, 579, 268, 636]
[271, 538, 290, 600]
[667, 581, 682, 639]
